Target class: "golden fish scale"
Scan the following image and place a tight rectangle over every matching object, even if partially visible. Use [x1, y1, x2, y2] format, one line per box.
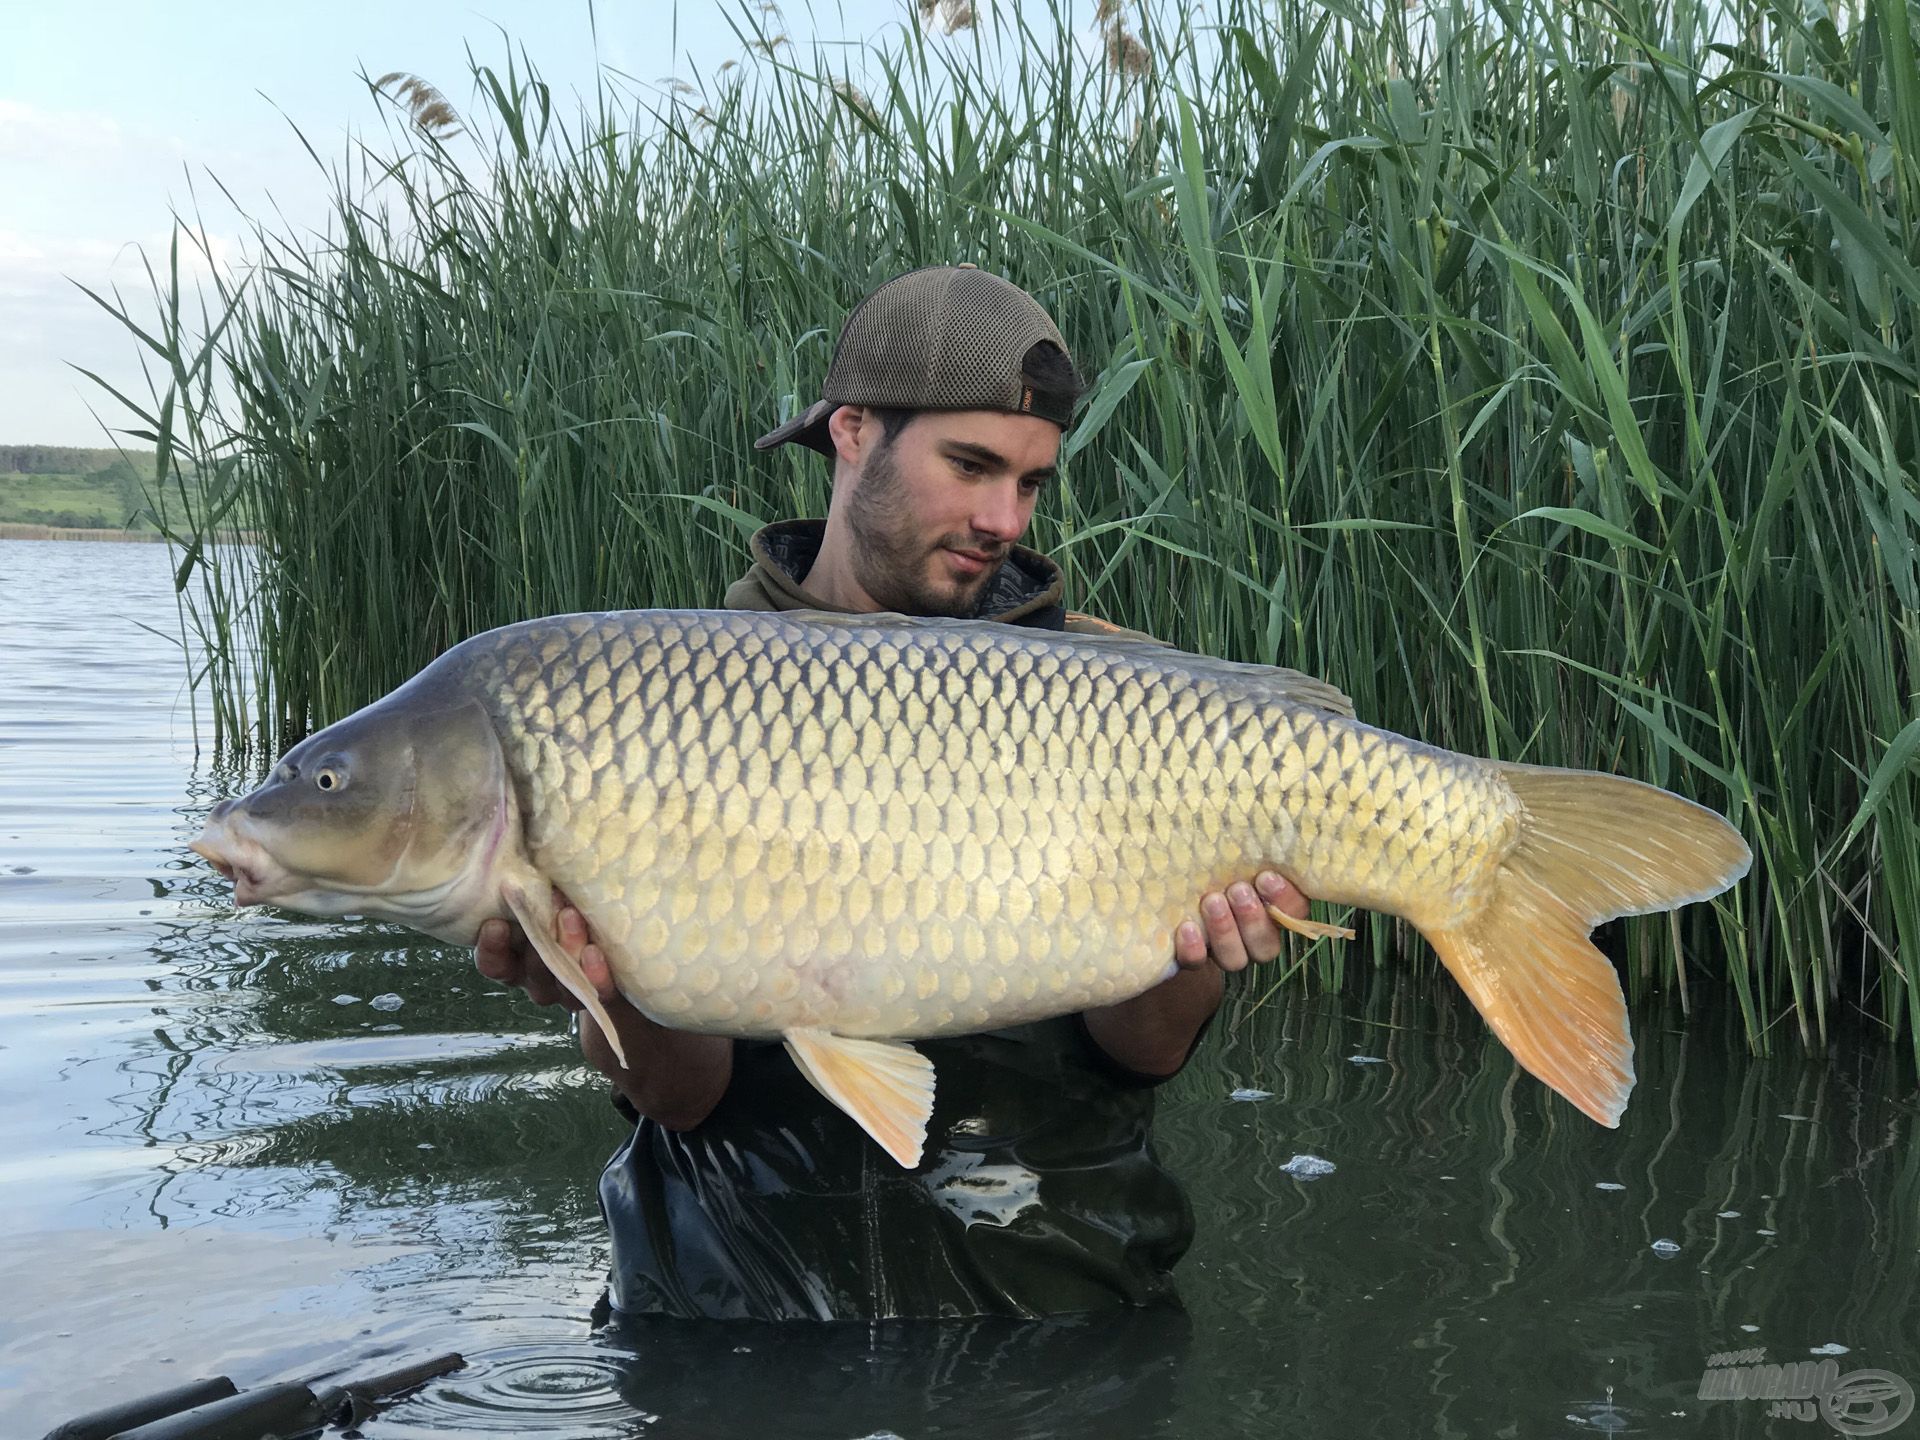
[461, 612, 1517, 1038]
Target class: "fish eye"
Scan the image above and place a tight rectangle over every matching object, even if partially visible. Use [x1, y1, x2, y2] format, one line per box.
[316, 768, 344, 792]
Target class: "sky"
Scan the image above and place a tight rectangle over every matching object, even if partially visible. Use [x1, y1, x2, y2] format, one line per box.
[0, 0, 915, 448]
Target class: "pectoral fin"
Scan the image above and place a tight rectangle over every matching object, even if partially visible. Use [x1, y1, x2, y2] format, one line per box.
[1267, 903, 1356, 942]
[500, 877, 628, 1069]
[784, 1029, 935, 1169]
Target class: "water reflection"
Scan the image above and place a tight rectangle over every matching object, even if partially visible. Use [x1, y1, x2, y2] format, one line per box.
[381, 1312, 1190, 1439]
[4, 540, 1917, 1438]
[1165, 980, 1920, 1437]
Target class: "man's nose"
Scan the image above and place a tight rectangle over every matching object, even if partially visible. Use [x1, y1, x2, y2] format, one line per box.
[971, 481, 1026, 543]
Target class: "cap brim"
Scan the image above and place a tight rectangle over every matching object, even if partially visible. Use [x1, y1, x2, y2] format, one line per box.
[753, 399, 837, 457]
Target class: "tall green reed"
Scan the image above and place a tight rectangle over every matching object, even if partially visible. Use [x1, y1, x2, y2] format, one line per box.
[106, 0, 1919, 1063]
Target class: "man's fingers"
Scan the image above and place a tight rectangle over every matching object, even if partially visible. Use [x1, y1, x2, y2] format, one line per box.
[580, 943, 617, 1001]
[474, 909, 597, 1012]
[1257, 871, 1308, 921]
[1227, 881, 1283, 964]
[1173, 920, 1209, 970]
[474, 918, 521, 983]
[522, 967, 580, 1011]
[1201, 892, 1250, 972]
[548, 906, 616, 1003]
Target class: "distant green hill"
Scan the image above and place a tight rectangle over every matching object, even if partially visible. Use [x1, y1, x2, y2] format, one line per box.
[0, 446, 156, 530]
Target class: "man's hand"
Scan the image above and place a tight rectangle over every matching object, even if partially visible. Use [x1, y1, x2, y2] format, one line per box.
[1084, 872, 1315, 1077]
[1174, 871, 1308, 973]
[473, 898, 731, 1130]
[475, 906, 615, 1011]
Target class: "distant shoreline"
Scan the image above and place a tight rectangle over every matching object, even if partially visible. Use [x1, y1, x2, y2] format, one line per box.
[0, 523, 166, 543]
[0, 523, 255, 545]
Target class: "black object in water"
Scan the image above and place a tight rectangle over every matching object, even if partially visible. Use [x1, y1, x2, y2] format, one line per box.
[42, 1351, 466, 1440]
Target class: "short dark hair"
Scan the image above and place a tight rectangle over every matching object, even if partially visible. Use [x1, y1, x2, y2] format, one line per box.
[868, 340, 1086, 449]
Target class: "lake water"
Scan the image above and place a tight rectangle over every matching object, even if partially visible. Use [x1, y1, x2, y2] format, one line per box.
[2, 537, 1915, 1438]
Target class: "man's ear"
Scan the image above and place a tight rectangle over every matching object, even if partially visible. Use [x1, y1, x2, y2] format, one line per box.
[825, 404, 869, 469]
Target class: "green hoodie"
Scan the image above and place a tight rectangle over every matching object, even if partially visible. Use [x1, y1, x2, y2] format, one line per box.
[598, 521, 1196, 1321]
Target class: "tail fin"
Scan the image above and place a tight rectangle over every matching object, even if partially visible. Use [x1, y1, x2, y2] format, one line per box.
[1423, 764, 1752, 1128]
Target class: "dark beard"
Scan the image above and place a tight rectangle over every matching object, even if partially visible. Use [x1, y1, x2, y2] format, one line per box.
[844, 442, 1002, 618]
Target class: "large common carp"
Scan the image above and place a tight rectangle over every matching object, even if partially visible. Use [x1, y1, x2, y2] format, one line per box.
[192, 610, 1750, 1165]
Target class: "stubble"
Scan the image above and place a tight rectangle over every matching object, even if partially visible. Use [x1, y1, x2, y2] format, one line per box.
[845, 440, 1003, 618]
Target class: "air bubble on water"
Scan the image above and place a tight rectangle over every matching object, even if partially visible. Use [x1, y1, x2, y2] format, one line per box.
[1756, 1229, 1777, 1236]
[1650, 1238, 1681, 1256]
[1228, 1088, 1273, 1102]
[1740, 1324, 1761, 1333]
[417, 1142, 435, 1150]
[1280, 1154, 1336, 1179]
[331, 994, 361, 1005]
[1810, 1343, 1849, 1355]
[1349, 1055, 1386, 1065]
[370, 993, 404, 1011]
[1718, 1210, 1741, 1218]
[1595, 1182, 1626, 1191]
[371, 1023, 401, 1032]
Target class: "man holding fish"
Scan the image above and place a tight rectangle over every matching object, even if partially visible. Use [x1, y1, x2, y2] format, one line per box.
[473, 265, 1317, 1320]
[195, 265, 1745, 1323]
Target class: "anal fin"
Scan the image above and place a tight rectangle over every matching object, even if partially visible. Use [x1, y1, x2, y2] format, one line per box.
[500, 878, 628, 1068]
[784, 1029, 935, 1169]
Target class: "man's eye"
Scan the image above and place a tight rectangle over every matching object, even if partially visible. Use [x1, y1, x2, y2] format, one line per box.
[952, 457, 983, 476]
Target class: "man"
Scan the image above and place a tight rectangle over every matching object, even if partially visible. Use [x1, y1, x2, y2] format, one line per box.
[476, 264, 1312, 1320]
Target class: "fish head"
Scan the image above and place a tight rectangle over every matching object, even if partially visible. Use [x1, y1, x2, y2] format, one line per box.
[191, 690, 513, 943]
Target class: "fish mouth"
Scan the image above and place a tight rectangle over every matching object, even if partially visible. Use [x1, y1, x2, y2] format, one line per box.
[191, 813, 280, 907]
[189, 839, 254, 901]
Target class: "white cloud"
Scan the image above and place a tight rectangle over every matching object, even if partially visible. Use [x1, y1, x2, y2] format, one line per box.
[0, 94, 313, 445]
[0, 222, 247, 445]
[0, 99, 128, 165]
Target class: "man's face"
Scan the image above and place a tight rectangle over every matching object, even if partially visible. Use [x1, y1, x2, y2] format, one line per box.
[838, 409, 1061, 618]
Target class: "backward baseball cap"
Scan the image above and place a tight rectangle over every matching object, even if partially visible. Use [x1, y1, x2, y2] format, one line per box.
[753, 263, 1081, 457]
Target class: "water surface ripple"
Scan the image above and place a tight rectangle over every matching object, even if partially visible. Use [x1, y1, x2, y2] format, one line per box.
[2, 539, 1914, 1438]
